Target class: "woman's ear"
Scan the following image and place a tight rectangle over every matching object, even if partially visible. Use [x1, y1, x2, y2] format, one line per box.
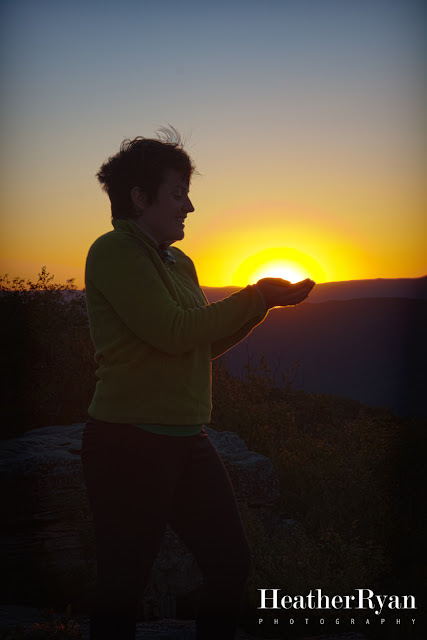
[130, 186, 148, 213]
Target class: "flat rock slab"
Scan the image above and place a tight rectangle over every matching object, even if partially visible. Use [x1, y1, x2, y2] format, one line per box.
[1, 424, 279, 610]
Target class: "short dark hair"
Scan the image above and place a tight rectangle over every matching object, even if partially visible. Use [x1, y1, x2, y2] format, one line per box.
[96, 127, 196, 219]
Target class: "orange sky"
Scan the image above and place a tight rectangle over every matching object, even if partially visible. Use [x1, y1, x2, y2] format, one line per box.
[1, 1, 426, 288]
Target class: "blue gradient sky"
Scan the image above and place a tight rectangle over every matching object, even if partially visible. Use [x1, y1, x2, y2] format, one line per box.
[1, 0, 425, 286]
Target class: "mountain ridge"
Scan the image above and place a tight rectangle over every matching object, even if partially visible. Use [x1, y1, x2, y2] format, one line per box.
[202, 275, 427, 304]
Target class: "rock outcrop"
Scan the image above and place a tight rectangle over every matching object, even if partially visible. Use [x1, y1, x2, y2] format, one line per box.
[1, 424, 279, 615]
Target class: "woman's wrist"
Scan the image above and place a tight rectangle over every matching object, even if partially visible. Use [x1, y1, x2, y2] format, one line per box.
[254, 284, 268, 311]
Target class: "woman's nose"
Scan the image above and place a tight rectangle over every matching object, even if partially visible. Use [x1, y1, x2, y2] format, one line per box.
[185, 197, 195, 213]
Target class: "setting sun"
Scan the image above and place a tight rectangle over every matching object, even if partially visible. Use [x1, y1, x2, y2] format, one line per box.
[232, 248, 325, 286]
[249, 261, 307, 284]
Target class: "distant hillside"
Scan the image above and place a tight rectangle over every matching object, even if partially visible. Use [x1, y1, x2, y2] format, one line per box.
[202, 276, 427, 304]
[214, 296, 427, 418]
[306, 276, 427, 302]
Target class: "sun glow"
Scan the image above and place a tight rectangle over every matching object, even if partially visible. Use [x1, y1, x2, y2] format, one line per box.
[249, 261, 307, 284]
[232, 247, 324, 287]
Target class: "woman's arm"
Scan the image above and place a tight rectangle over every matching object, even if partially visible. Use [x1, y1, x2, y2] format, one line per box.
[210, 312, 266, 359]
[86, 232, 265, 357]
[195, 285, 267, 360]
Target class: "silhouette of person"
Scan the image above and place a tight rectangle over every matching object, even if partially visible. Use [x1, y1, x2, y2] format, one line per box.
[81, 128, 315, 640]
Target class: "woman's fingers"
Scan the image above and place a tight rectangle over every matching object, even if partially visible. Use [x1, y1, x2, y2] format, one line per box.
[256, 278, 315, 309]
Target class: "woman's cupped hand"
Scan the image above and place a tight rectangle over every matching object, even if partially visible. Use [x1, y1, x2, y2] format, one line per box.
[255, 277, 315, 309]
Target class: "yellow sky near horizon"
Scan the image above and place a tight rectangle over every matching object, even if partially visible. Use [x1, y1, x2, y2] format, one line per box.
[1, 151, 426, 288]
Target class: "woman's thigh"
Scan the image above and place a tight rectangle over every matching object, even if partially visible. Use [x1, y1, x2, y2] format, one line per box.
[82, 420, 184, 558]
[81, 422, 250, 586]
[169, 431, 251, 576]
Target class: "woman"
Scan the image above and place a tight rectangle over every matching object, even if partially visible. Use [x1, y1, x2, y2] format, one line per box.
[82, 130, 314, 640]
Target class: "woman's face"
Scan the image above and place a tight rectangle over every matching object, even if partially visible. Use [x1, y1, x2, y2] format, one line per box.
[134, 169, 194, 246]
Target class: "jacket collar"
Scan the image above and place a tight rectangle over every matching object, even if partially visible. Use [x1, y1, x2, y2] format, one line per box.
[112, 218, 159, 249]
[112, 217, 176, 267]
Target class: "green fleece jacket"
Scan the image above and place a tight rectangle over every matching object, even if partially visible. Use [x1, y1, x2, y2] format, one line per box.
[85, 218, 267, 425]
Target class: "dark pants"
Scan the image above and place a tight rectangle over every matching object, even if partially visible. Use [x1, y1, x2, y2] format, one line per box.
[81, 419, 251, 640]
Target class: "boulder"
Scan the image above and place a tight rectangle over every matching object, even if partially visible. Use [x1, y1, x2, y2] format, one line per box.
[0, 424, 279, 615]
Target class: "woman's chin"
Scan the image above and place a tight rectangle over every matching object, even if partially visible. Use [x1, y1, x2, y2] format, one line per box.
[174, 229, 185, 242]
[163, 231, 184, 245]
